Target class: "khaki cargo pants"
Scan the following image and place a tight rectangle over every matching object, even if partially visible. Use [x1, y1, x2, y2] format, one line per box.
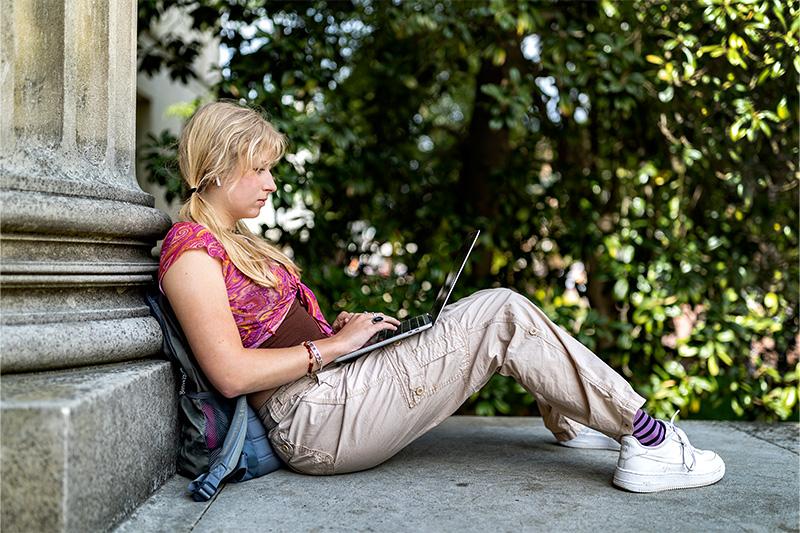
[258, 288, 646, 475]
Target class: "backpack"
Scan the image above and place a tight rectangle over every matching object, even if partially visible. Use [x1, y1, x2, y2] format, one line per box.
[144, 287, 283, 501]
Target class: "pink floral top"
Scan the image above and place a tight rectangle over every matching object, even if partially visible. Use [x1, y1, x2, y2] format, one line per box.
[158, 221, 333, 348]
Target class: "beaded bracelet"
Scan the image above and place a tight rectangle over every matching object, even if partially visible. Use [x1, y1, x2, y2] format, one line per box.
[304, 342, 314, 377]
[303, 340, 323, 378]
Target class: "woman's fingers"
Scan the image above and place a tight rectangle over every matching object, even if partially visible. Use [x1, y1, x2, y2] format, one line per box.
[360, 312, 401, 326]
[341, 311, 400, 327]
[361, 313, 395, 328]
[334, 312, 354, 329]
[376, 320, 397, 331]
[353, 313, 396, 332]
[333, 312, 398, 352]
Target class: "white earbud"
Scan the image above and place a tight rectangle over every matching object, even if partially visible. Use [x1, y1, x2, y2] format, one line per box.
[215, 177, 221, 187]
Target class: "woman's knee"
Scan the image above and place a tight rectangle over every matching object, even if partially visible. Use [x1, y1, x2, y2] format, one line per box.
[446, 287, 530, 336]
[454, 287, 525, 315]
[483, 287, 531, 311]
[467, 287, 519, 306]
[477, 287, 549, 332]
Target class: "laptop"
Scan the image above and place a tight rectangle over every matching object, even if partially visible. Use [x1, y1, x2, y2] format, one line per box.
[334, 229, 480, 364]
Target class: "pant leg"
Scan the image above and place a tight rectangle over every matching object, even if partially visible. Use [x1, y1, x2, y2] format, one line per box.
[262, 287, 646, 475]
[530, 395, 587, 443]
[469, 288, 647, 441]
[444, 287, 645, 441]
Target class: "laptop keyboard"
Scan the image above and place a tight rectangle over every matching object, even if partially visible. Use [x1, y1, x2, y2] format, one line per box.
[369, 314, 432, 344]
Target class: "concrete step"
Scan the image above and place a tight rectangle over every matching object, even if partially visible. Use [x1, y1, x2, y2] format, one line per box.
[115, 416, 799, 533]
[1, 360, 178, 532]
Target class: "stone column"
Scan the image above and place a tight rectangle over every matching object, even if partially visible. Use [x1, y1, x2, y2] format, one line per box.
[0, 1, 177, 531]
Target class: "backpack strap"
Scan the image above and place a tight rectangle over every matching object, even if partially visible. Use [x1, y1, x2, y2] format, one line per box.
[145, 284, 283, 496]
[187, 396, 250, 501]
[144, 287, 211, 392]
[238, 404, 283, 479]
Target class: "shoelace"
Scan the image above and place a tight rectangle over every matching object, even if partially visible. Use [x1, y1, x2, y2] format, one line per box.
[664, 410, 697, 471]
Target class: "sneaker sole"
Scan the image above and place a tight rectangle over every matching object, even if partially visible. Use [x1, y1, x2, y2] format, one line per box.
[559, 438, 620, 451]
[612, 462, 725, 493]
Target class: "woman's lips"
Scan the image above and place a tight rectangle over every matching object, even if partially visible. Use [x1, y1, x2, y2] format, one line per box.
[256, 199, 266, 205]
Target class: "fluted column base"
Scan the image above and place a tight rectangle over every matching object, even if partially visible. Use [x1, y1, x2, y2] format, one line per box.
[0, 186, 172, 373]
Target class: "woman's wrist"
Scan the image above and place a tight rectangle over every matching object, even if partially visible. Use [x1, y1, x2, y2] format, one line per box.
[312, 335, 346, 366]
[303, 340, 323, 375]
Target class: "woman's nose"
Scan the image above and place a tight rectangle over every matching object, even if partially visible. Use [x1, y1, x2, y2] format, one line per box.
[263, 171, 276, 192]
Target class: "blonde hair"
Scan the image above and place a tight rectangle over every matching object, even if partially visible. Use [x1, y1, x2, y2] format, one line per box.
[177, 101, 301, 287]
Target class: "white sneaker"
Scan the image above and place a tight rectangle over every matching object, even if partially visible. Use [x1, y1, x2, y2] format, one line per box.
[613, 411, 725, 493]
[559, 426, 621, 451]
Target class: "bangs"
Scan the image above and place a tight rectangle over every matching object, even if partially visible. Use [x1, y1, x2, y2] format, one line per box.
[240, 120, 287, 171]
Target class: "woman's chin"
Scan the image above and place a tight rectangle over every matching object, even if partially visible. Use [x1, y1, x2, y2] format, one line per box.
[236, 209, 261, 222]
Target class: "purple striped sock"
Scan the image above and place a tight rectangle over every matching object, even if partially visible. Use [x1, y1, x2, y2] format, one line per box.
[632, 409, 666, 447]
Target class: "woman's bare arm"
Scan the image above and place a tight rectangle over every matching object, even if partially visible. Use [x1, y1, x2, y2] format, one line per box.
[161, 249, 396, 398]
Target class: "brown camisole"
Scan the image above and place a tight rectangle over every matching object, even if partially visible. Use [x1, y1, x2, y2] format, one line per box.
[258, 296, 328, 349]
[247, 295, 328, 411]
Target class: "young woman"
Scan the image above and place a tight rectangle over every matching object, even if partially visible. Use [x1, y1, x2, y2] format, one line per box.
[159, 101, 725, 492]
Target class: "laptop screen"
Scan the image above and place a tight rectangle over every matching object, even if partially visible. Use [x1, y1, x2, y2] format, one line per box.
[429, 230, 480, 321]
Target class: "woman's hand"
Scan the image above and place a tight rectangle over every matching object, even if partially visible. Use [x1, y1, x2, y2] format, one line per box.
[331, 311, 355, 333]
[330, 312, 400, 355]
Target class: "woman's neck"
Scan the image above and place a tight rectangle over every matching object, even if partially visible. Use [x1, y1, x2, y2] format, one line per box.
[209, 206, 239, 233]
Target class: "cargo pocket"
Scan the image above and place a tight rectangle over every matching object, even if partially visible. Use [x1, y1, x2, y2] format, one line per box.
[268, 428, 335, 475]
[387, 319, 468, 409]
[315, 366, 341, 389]
[269, 401, 337, 476]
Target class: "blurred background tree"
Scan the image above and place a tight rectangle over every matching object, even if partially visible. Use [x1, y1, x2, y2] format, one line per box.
[138, 0, 799, 421]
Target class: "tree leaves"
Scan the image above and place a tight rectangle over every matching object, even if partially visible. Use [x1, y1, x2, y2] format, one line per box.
[138, 0, 798, 422]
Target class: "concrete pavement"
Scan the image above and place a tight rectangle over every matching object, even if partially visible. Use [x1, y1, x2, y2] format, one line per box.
[115, 417, 799, 532]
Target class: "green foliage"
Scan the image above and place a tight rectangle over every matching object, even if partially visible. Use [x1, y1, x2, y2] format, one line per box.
[469, 375, 535, 417]
[139, 0, 799, 421]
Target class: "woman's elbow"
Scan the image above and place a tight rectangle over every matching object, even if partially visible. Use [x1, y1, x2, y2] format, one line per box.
[203, 351, 246, 399]
[213, 368, 246, 399]
[217, 382, 241, 399]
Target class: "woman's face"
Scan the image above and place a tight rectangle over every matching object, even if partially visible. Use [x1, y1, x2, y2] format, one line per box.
[207, 158, 276, 227]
